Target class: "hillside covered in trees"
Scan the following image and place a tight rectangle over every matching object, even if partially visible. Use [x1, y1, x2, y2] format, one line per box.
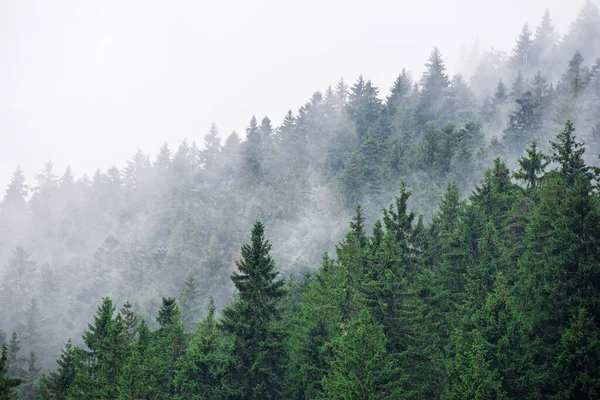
[2, 1, 600, 399]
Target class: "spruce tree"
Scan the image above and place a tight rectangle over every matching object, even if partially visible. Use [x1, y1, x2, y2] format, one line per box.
[321, 309, 398, 399]
[550, 120, 589, 185]
[493, 79, 507, 103]
[511, 23, 534, 75]
[513, 141, 550, 190]
[150, 297, 186, 398]
[0, 344, 22, 400]
[38, 338, 81, 400]
[175, 297, 227, 400]
[220, 221, 287, 399]
[417, 48, 452, 127]
[179, 274, 202, 332]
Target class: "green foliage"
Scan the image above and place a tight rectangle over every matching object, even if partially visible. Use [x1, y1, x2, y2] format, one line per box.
[38, 338, 81, 400]
[321, 309, 398, 399]
[220, 221, 287, 399]
[0, 344, 22, 400]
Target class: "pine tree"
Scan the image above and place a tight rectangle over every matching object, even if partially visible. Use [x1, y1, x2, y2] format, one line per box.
[417, 48, 452, 127]
[38, 338, 81, 400]
[220, 221, 287, 399]
[511, 24, 534, 75]
[154, 143, 172, 171]
[528, 70, 550, 109]
[493, 79, 507, 104]
[34, 161, 58, 191]
[510, 71, 526, 99]
[0, 246, 36, 325]
[554, 308, 600, 398]
[70, 297, 129, 399]
[347, 76, 384, 140]
[201, 123, 222, 172]
[321, 309, 399, 399]
[17, 351, 40, 400]
[550, 120, 589, 185]
[0, 344, 22, 400]
[533, 9, 558, 73]
[175, 297, 227, 400]
[503, 91, 541, 154]
[179, 274, 202, 332]
[16, 298, 44, 353]
[560, 51, 588, 99]
[119, 300, 138, 339]
[244, 116, 262, 180]
[150, 298, 186, 398]
[513, 141, 550, 190]
[117, 319, 152, 400]
[387, 68, 413, 113]
[562, 0, 600, 64]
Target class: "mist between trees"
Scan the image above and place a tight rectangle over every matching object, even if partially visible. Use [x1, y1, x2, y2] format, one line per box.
[1, 1, 600, 399]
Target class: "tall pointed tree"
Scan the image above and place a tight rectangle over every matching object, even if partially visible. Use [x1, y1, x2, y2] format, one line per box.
[513, 141, 550, 190]
[220, 221, 287, 399]
[0, 344, 22, 400]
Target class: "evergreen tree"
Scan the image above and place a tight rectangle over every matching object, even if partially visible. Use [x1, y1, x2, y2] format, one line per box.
[347, 76, 384, 140]
[528, 70, 551, 109]
[0, 246, 36, 325]
[510, 71, 526, 99]
[220, 221, 287, 399]
[16, 298, 44, 353]
[554, 308, 600, 398]
[38, 338, 81, 400]
[387, 68, 413, 113]
[550, 120, 589, 185]
[511, 24, 535, 75]
[562, 0, 600, 64]
[179, 274, 202, 332]
[321, 309, 398, 399]
[560, 50, 588, 99]
[417, 48, 452, 127]
[513, 141, 550, 190]
[17, 351, 40, 400]
[533, 9, 559, 73]
[175, 297, 227, 400]
[117, 319, 152, 400]
[69, 297, 129, 399]
[244, 116, 262, 180]
[201, 123, 222, 172]
[493, 79, 507, 104]
[503, 91, 541, 154]
[0, 344, 22, 400]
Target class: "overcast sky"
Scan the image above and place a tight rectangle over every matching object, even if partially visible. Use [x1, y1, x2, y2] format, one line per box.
[0, 0, 583, 189]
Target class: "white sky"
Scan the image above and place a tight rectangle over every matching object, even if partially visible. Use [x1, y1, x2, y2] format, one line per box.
[0, 0, 582, 188]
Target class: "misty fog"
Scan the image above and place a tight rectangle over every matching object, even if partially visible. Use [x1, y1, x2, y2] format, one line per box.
[1, 0, 600, 399]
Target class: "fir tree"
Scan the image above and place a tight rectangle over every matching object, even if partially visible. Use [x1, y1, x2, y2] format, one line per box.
[511, 24, 534, 74]
[220, 221, 287, 399]
[513, 141, 550, 190]
[550, 120, 589, 185]
[417, 48, 452, 127]
[493, 79, 507, 103]
[0, 344, 22, 400]
[179, 274, 202, 332]
[38, 338, 81, 400]
[175, 297, 227, 400]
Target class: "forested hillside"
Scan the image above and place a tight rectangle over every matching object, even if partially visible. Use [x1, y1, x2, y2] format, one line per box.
[2, 2, 600, 399]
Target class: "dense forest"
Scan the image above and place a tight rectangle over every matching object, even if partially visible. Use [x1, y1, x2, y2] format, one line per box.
[2, 1, 600, 398]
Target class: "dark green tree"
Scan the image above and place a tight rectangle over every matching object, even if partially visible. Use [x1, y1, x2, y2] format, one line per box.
[38, 338, 81, 400]
[220, 221, 287, 399]
[0, 344, 22, 400]
[513, 141, 550, 190]
[550, 120, 589, 185]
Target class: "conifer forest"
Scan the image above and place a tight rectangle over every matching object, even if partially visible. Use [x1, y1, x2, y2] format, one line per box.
[3, 1, 600, 399]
